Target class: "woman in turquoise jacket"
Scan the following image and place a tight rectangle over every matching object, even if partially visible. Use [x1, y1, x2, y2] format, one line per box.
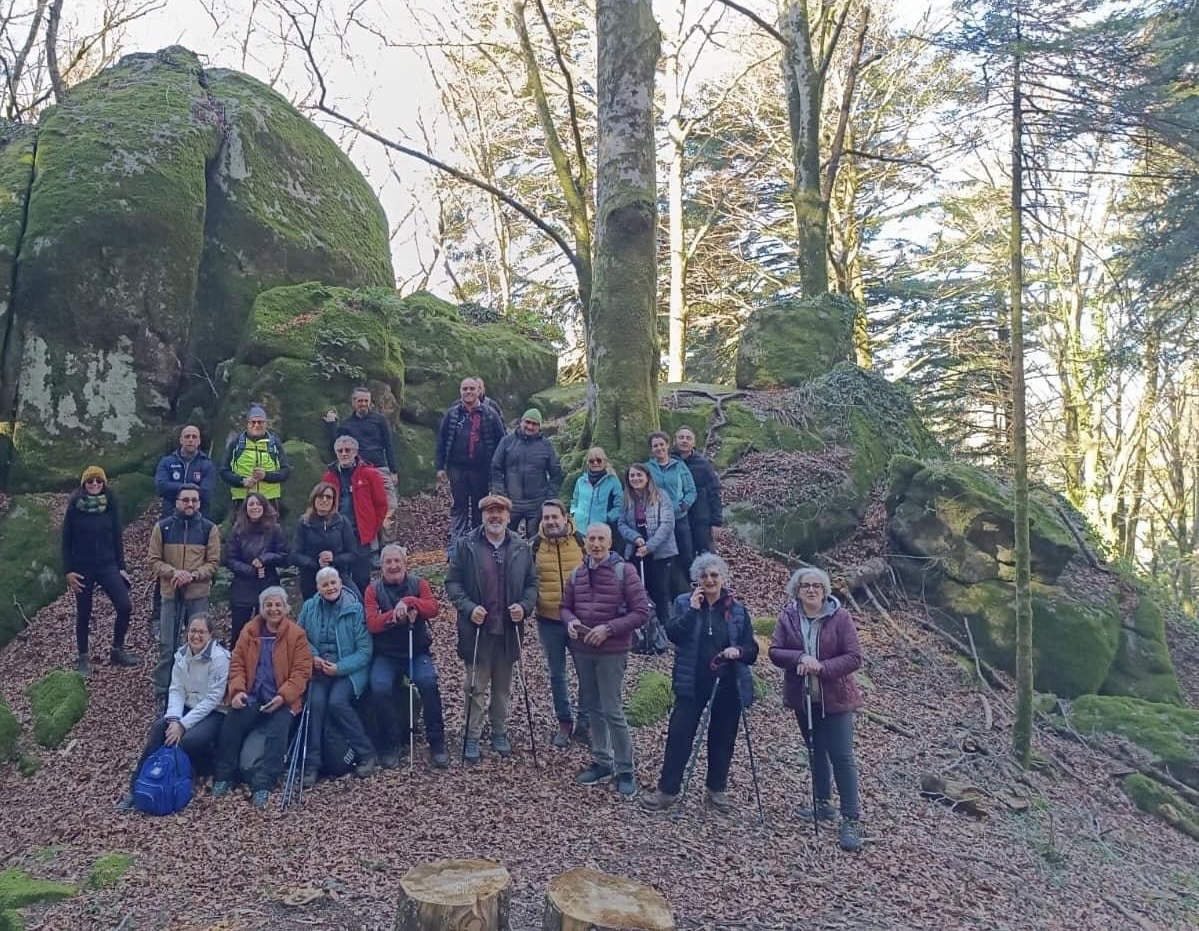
[647, 431, 697, 597]
[297, 566, 377, 785]
[570, 445, 624, 539]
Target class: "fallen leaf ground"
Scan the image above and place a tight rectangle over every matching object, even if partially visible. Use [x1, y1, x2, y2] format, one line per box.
[1, 487, 1196, 930]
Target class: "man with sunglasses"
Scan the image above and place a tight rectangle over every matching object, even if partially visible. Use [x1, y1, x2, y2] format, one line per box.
[148, 484, 221, 703]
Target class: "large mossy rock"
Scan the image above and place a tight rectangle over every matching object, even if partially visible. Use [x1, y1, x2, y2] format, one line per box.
[723, 365, 939, 556]
[1067, 695, 1199, 791]
[887, 456, 1181, 702]
[0, 47, 393, 492]
[216, 286, 555, 498]
[26, 670, 87, 749]
[735, 294, 857, 389]
[0, 496, 61, 650]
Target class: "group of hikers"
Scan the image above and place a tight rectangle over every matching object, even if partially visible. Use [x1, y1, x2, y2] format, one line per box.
[59, 377, 865, 851]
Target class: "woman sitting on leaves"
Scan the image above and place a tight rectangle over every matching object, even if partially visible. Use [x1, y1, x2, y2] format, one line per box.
[224, 491, 289, 649]
[769, 567, 864, 852]
[117, 614, 229, 811]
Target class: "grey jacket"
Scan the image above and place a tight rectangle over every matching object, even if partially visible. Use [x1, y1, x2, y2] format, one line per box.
[166, 639, 230, 730]
[617, 496, 677, 560]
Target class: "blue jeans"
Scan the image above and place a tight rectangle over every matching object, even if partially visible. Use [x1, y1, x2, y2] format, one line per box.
[537, 619, 589, 729]
[370, 653, 446, 750]
[796, 706, 860, 820]
[306, 675, 375, 770]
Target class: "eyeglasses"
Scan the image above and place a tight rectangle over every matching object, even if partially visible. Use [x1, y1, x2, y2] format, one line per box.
[798, 582, 824, 591]
[335, 448, 355, 455]
[587, 457, 605, 464]
[700, 572, 722, 579]
[84, 478, 104, 485]
[178, 497, 200, 504]
[316, 493, 335, 500]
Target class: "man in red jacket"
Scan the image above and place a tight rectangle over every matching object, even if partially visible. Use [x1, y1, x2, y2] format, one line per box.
[561, 523, 650, 798]
[365, 544, 449, 769]
[324, 436, 387, 595]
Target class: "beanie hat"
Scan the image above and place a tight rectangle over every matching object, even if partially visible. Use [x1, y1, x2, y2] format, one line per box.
[521, 408, 543, 424]
[247, 404, 268, 420]
[81, 465, 108, 485]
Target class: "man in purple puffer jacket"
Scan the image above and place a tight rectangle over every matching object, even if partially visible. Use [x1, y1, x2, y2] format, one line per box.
[561, 523, 650, 798]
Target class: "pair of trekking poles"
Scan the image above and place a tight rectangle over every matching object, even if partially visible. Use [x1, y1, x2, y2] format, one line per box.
[460, 620, 539, 768]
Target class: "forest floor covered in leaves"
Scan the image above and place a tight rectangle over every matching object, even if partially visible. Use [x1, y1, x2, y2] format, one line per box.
[1, 485, 1197, 930]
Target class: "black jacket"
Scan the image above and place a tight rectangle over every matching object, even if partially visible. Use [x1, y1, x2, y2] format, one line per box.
[224, 524, 289, 606]
[490, 432, 564, 513]
[435, 402, 506, 472]
[290, 513, 358, 583]
[326, 410, 396, 472]
[61, 489, 125, 573]
[445, 527, 538, 662]
[676, 449, 723, 527]
[667, 591, 758, 708]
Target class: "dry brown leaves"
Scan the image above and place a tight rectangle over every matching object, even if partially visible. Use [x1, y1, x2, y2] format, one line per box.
[723, 450, 855, 509]
[1, 495, 1197, 931]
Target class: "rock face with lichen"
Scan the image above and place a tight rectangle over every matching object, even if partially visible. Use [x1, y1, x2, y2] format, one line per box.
[0, 46, 393, 490]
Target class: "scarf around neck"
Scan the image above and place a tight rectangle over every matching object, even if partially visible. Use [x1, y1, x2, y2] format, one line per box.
[75, 493, 108, 514]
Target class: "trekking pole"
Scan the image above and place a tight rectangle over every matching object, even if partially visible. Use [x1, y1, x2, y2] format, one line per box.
[281, 711, 303, 810]
[514, 627, 539, 768]
[802, 675, 819, 837]
[408, 622, 416, 771]
[297, 700, 311, 806]
[673, 676, 720, 821]
[461, 625, 481, 764]
[739, 694, 766, 825]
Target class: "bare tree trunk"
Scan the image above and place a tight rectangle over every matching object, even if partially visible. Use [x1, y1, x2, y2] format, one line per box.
[5, 0, 50, 119]
[1121, 324, 1160, 560]
[665, 35, 686, 382]
[45, 0, 66, 103]
[588, 0, 661, 461]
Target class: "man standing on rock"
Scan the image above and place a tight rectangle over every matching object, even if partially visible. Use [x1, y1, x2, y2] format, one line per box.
[365, 544, 449, 769]
[323, 387, 398, 539]
[435, 377, 506, 549]
[445, 494, 538, 764]
[560, 523, 649, 797]
[148, 483, 221, 702]
[219, 404, 291, 516]
[154, 424, 217, 518]
[490, 408, 563, 538]
[673, 426, 722, 556]
[323, 436, 388, 596]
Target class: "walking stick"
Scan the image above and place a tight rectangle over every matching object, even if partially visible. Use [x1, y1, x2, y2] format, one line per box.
[674, 677, 721, 821]
[408, 622, 415, 771]
[739, 695, 766, 824]
[802, 676, 819, 837]
[514, 626, 539, 768]
[461, 625, 481, 763]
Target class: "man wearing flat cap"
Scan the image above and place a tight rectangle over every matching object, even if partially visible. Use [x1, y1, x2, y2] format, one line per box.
[490, 407, 563, 538]
[445, 494, 538, 764]
[219, 404, 292, 516]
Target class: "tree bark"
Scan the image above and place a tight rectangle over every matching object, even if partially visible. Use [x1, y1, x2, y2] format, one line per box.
[45, 0, 66, 104]
[395, 859, 511, 931]
[665, 27, 686, 383]
[588, 0, 661, 460]
[778, 0, 830, 296]
[541, 868, 674, 931]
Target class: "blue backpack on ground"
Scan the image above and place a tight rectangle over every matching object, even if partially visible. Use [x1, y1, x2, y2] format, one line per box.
[133, 746, 193, 815]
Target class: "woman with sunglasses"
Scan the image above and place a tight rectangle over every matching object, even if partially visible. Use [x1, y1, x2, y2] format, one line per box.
[62, 466, 138, 675]
[641, 553, 758, 814]
[769, 567, 864, 851]
[224, 491, 288, 648]
[291, 482, 359, 600]
[570, 446, 623, 542]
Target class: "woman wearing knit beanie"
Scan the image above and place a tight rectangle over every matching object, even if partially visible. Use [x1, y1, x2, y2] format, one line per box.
[62, 466, 139, 675]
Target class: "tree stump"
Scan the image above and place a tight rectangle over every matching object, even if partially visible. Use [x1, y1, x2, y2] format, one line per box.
[541, 868, 674, 931]
[395, 859, 511, 931]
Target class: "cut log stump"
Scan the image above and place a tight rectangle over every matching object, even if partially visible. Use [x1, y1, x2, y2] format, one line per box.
[542, 867, 674, 931]
[395, 858, 511, 931]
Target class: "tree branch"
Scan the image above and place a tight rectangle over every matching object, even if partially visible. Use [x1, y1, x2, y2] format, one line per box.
[714, 0, 783, 44]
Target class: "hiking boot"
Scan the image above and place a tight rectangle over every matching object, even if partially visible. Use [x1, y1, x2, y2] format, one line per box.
[616, 773, 638, 798]
[302, 766, 319, 789]
[491, 734, 512, 758]
[575, 764, 613, 786]
[109, 647, 139, 667]
[707, 789, 733, 814]
[571, 725, 591, 746]
[379, 750, 401, 770]
[429, 746, 450, 769]
[640, 789, 679, 812]
[354, 758, 379, 779]
[839, 818, 863, 852]
[463, 739, 481, 764]
[74, 653, 90, 676]
[211, 781, 232, 798]
[251, 789, 270, 809]
[115, 794, 137, 812]
[551, 722, 572, 749]
[797, 800, 837, 823]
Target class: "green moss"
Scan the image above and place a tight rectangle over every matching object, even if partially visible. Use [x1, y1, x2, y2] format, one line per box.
[0, 869, 77, 908]
[751, 616, 776, 638]
[626, 670, 674, 726]
[735, 295, 857, 389]
[87, 853, 134, 890]
[1070, 695, 1199, 772]
[278, 440, 327, 525]
[26, 670, 87, 748]
[16, 754, 39, 777]
[752, 672, 769, 699]
[0, 699, 17, 762]
[528, 385, 587, 420]
[0, 125, 36, 404]
[109, 472, 158, 523]
[1101, 596, 1182, 705]
[1121, 774, 1199, 839]
[0, 496, 61, 650]
[393, 424, 436, 496]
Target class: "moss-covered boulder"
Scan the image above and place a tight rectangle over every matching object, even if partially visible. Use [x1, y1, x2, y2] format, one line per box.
[0, 699, 18, 763]
[0, 496, 61, 650]
[887, 456, 1181, 702]
[1121, 774, 1199, 840]
[0, 868, 77, 931]
[0, 47, 393, 492]
[0, 123, 36, 430]
[1069, 695, 1199, 790]
[724, 366, 938, 556]
[735, 294, 857, 389]
[26, 670, 87, 749]
[626, 670, 674, 726]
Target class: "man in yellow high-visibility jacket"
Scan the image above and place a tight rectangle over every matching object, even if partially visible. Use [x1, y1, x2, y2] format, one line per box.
[219, 404, 292, 515]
